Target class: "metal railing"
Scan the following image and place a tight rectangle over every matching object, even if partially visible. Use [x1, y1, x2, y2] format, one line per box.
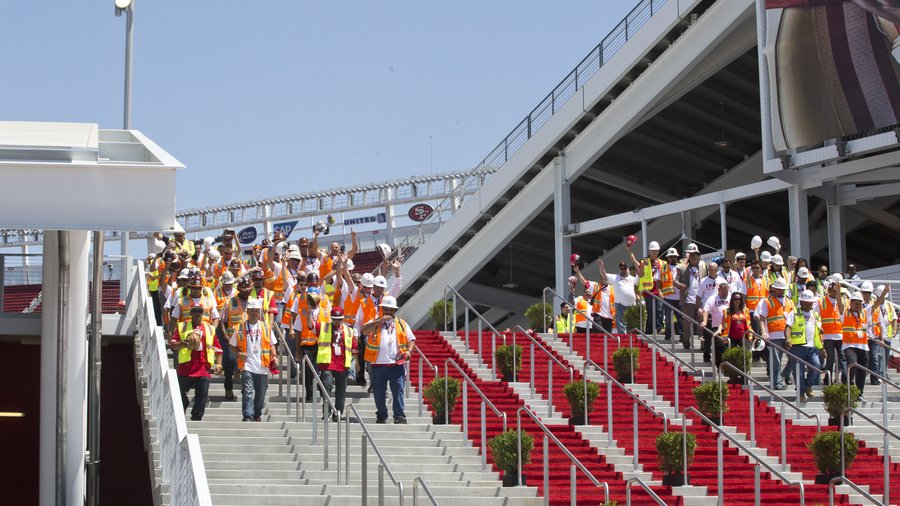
[345, 403, 404, 506]
[682, 407, 805, 506]
[516, 405, 610, 506]
[644, 291, 717, 365]
[717, 362, 822, 471]
[512, 325, 574, 417]
[583, 359, 668, 467]
[300, 353, 343, 476]
[543, 286, 621, 372]
[632, 328, 701, 415]
[443, 358, 508, 471]
[742, 329, 832, 396]
[273, 325, 301, 421]
[845, 362, 900, 436]
[409, 348, 439, 417]
[412, 477, 439, 506]
[828, 476, 881, 506]
[625, 476, 667, 506]
[836, 407, 899, 506]
[443, 285, 505, 379]
[23, 290, 42, 313]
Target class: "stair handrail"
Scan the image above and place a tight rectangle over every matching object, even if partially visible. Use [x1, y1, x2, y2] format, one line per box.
[543, 286, 621, 372]
[345, 403, 405, 505]
[643, 291, 716, 365]
[828, 476, 880, 506]
[272, 324, 301, 421]
[444, 358, 507, 471]
[298, 353, 343, 482]
[22, 290, 42, 313]
[631, 328, 701, 414]
[584, 358, 669, 467]
[717, 361, 822, 471]
[865, 337, 900, 367]
[837, 407, 899, 506]
[845, 361, 900, 434]
[412, 476, 439, 506]
[516, 405, 611, 505]
[443, 285, 505, 379]
[682, 406, 806, 506]
[513, 325, 574, 418]
[408, 347, 439, 418]
[741, 329, 832, 394]
[624, 476, 667, 506]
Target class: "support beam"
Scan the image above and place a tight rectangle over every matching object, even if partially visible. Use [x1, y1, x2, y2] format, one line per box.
[788, 184, 810, 259]
[850, 203, 900, 233]
[581, 167, 676, 204]
[825, 185, 846, 271]
[554, 155, 572, 300]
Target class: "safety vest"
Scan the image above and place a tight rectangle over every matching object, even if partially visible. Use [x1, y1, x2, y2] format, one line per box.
[764, 296, 793, 333]
[659, 263, 675, 297]
[215, 286, 235, 312]
[638, 258, 663, 292]
[281, 291, 299, 327]
[364, 318, 410, 363]
[746, 276, 768, 311]
[177, 321, 217, 365]
[175, 239, 196, 258]
[319, 255, 334, 281]
[789, 312, 823, 349]
[870, 304, 882, 338]
[147, 267, 160, 292]
[589, 283, 616, 319]
[226, 296, 249, 338]
[343, 289, 364, 327]
[555, 313, 574, 335]
[265, 266, 285, 303]
[820, 296, 843, 335]
[883, 303, 896, 339]
[574, 297, 589, 325]
[358, 295, 380, 330]
[234, 318, 273, 370]
[299, 297, 331, 346]
[317, 322, 354, 367]
[841, 310, 868, 346]
[721, 308, 751, 339]
[177, 289, 216, 324]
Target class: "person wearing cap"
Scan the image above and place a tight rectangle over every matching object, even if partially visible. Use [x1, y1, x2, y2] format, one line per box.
[767, 255, 788, 286]
[319, 230, 358, 283]
[281, 271, 308, 380]
[756, 277, 794, 389]
[214, 271, 239, 400]
[316, 308, 358, 421]
[625, 239, 666, 335]
[163, 267, 192, 328]
[784, 290, 825, 401]
[733, 252, 748, 296]
[679, 244, 707, 349]
[842, 292, 870, 397]
[170, 304, 222, 420]
[362, 295, 415, 424]
[229, 298, 278, 421]
[248, 268, 279, 326]
[290, 272, 331, 402]
[860, 281, 890, 384]
[573, 260, 615, 333]
[701, 279, 731, 364]
[168, 275, 220, 338]
[819, 277, 846, 384]
[597, 258, 638, 334]
[297, 236, 322, 276]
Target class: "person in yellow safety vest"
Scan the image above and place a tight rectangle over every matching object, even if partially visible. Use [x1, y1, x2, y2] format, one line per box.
[290, 272, 331, 402]
[171, 228, 196, 258]
[316, 308, 358, 421]
[555, 302, 575, 335]
[625, 239, 665, 335]
[784, 290, 825, 402]
[766, 254, 788, 286]
[755, 277, 794, 390]
[819, 278, 846, 385]
[362, 296, 415, 424]
[842, 292, 870, 397]
[168, 275, 219, 338]
[874, 284, 897, 382]
[146, 254, 164, 325]
[229, 298, 278, 421]
[169, 304, 222, 421]
[860, 281, 891, 385]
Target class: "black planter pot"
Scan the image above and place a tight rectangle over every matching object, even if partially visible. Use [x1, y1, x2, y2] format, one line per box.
[726, 376, 745, 385]
[702, 416, 722, 426]
[618, 374, 633, 384]
[568, 414, 586, 426]
[502, 471, 526, 487]
[815, 472, 842, 485]
[432, 414, 451, 425]
[827, 415, 851, 427]
[662, 473, 685, 487]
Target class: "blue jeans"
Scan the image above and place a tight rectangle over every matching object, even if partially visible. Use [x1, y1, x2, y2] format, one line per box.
[178, 375, 210, 421]
[614, 303, 631, 334]
[868, 339, 884, 382]
[790, 345, 822, 390]
[643, 295, 663, 334]
[768, 338, 786, 388]
[217, 327, 237, 391]
[241, 371, 268, 420]
[370, 364, 406, 421]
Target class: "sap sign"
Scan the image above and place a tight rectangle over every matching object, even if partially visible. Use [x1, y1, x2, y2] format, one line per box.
[273, 220, 299, 239]
[343, 213, 386, 226]
[237, 226, 258, 244]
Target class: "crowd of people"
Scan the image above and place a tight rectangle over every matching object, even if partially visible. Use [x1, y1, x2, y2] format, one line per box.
[558, 236, 897, 401]
[145, 225, 414, 423]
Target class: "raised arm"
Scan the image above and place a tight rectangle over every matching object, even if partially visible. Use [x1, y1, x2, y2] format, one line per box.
[347, 230, 358, 260]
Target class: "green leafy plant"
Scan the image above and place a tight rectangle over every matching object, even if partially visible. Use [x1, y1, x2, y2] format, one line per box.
[488, 428, 534, 473]
[563, 380, 600, 417]
[429, 299, 454, 329]
[495, 344, 523, 379]
[612, 346, 640, 382]
[655, 431, 697, 474]
[692, 381, 729, 419]
[524, 303, 553, 331]
[822, 384, 860, 420]
[422, 376, 460, 417]
[807, 431, 858, 474]
[623, 304, 647, 334]
[721, 346, 752, 381]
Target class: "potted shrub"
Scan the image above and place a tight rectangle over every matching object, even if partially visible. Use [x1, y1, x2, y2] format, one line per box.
[692, 381, 729, 425]
[655, 431, 697, 487]
[423, 375, 461, 425]
[822, 383, 860, 427]
[807, 430, 858, 484]
[495, 344, 523, 382]
[721, 346, 752, 384]
[488, 428, 534, 487]
[612, 346, 640, 383]
[563, 380, 600, 425]
[429, 299, 454, 330]
[524, 303, 553, 332]
[622, 304, 647, 335]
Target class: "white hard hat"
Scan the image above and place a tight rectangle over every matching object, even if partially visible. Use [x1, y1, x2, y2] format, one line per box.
[860, 280, 874, 292]
[377, 243, 392, 259]
[735, 252, 746, 259]
[287, 244, 300, 252]
[799, 290, 817, 303]
[152, 238, 166, 254]
[379, 295, 398, 309]
[685, 243, 699, 254]
[346, 258, 355, 271]
[178, 268, 191, 280]
[221, 271, 235, 285]
[360, 273, 375, 288]
[750, 235, 763, 249]
[373, 275, 388, 288]
[760, 251, 772, 262]
[172, 221, 185, 234]
[771, 278, 789, 291]
[797, 267, 810, 279]
[666, 247, 679, 257]
[875, 284, 887, 297]
[287, 251, 302, 261]
[850, 292, 864, 302]
[767, 236, 780, 249]
[772, 254, 784, 266]
[648, 241, 660, 251]
[203, 236, 214, 248]
[246, 298, 263, 310]
[831, 272, 844, 283]
[207, 249, 221, 261]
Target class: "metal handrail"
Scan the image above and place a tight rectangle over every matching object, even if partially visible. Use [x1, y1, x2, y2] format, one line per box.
[516, 405, 610, 505]
[409, 348, 439, 418]
[444, 358, 508, 471]
[742, 329, 832, 395]
[828, 476, 881, 506]
[867, 336, 900, 362]
[272, 324, 301, 420]
[625, 476, 667, 506]
[345, 403, 404, 506]
[718, 362, 822, 471]
[444, 285, 505, 379]
[838, 407, 899, 506]
[631, 328, 700, 414]
[682, 407, 805, 506]
[543, 286, 621, 372]
[513, 326, 574, 417]
[412, 476, 439, 506]
[644, 291, 715, 364]
[584, 359, 668, 465]
[298, 353, 343, 481]
[846, 362, 900, 393]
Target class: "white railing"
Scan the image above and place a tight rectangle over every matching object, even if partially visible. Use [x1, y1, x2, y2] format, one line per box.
[134, 261, 212, 506]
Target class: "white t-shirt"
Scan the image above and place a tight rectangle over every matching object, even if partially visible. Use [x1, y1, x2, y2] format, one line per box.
[683, 266, 701, 305]
[718, 269, 741, 296]
[698, 276, 719, 307]
[703, 294, 729, 328]
[373, 318, 416, 365]
[229, 321, 270, 375]
[606, 273, 637, 307]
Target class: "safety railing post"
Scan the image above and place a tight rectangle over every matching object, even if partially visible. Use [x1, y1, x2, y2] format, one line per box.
[682, 423, 689, 485]
[717, 435, 724, 506]
[462, 381, 469, 445]
[378, 464, 385, 506]
[478, 320, 483, 366]
[570, 464, 576, 506]
[586, 322, 592, 366]
[674, 362, 680, 416]
[548, 360, 553, 418]
[285, 350, 291, 414]
[543, 435, 550, 506]
[606, 376, 614, 447]
[749, 381, 755, 447]
[418, 357, 423, 418]
[491, 332, 497, 380]
[302, 359, 308, 422]
[603, 330, 608, 373]
[452, 295, 457, 334]
[780, 403, 787, 472]
[633, 403, 639, 469]
[361, 435, 367, 505]
[530, 343, 536, 397]
[512, 332, 517, 382]
[464, 308, 469, 352]
[312, 363, 319, 445]
[651, 345, 657, 400]
[796, 359, 802, 399]
[754, 464, 761, 506]
[481, 402, 487, 471]
[278, 348, 284, 398]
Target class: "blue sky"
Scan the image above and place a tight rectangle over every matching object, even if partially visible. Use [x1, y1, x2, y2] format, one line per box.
[3, 1, 637, 211]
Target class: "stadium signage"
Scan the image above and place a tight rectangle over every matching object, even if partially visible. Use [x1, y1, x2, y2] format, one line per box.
[408, 203, 433, 222]
[237, 226, 258, 244]
[273, 220, 299, 239]
[343, 213, 386, 226]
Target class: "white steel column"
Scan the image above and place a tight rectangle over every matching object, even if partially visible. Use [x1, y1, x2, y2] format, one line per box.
[719, 203, 727, 251]
[385, 187, 395, 246]
[788, 184, 810, 259]
[826, 186, 847, 272]
[553, 155, 572, 299]
[40, 230, 90, 506]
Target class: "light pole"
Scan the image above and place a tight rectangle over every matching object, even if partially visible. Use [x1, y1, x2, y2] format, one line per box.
[116, 0, 133, 257]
